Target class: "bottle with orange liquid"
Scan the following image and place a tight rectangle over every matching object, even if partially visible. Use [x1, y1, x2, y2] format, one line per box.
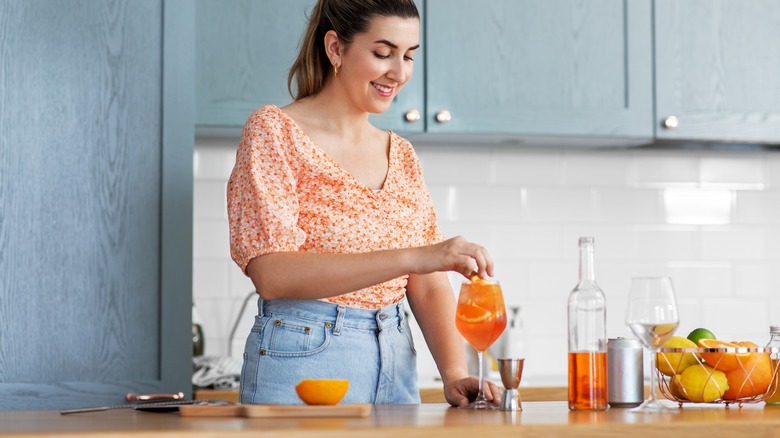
[567, 237, 608, 411]
[766, 325, 780, 405]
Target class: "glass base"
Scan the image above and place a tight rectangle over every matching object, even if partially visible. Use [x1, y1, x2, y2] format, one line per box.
[458, 395, 500, 410]
[629, 398, 679, 414]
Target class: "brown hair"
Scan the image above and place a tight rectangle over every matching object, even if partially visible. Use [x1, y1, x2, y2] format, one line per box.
[287, 0, 419, 100]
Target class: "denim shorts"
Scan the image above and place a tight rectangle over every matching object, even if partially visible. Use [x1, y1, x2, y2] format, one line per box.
[240, 297, 420, 405]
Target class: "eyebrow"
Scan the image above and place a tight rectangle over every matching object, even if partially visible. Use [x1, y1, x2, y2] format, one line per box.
[374, 39, 420, 51]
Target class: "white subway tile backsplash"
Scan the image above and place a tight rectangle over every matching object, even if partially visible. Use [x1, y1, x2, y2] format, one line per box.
[631, 152, 699, 187]
[700, 155, 765, 188]
[666, 262, 733, 299]
[457, 185, 523, 222]
[701, 299, 770, 341]
[735, 191, 780, 224]
[193, 259, 230, 300]
[596, 188, 663, 224]
[194, 181, 228, 220]
[563, 225, 636, 260]
[734, 263, 773, 297]
[633, 226, 700, 261]
[524, 187, 596, 223]
[700, 226, 766, 260]
[493, 224, 563, 261]
[564, 153, 631, 187]
[416, 148, 492, 185]
[194, 142, 238, 180]
[493, 150, 564, 185]
[193, 219, 231, 259]
[193, 140, 780, 386]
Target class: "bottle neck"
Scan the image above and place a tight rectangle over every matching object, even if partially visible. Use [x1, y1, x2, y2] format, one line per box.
[578, 239, 596, 284]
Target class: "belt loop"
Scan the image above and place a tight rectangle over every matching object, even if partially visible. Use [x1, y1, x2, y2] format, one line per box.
[257, 296, 265, 317]
[333, 305, 345, 336]
[397, 301, 406, 332]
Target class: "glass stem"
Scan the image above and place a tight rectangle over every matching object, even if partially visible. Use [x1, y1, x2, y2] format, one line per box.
[477, 350, 485, 399]
[648, 348, 658, 403]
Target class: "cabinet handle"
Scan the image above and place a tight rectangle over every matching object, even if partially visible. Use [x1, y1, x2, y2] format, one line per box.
[662, 115, 679, 130]
[405, 109, 421, 123]
[435, 110, 451, 124]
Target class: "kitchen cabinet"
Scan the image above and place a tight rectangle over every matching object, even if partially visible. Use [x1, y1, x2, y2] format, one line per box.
[195, 0, 780, 144]
[654, 0, 780, 143]
[195, 0, 423, 133]
[196, 0, 650, 140]
[0, 0, 193, 410]
[424, 0, 653, 139]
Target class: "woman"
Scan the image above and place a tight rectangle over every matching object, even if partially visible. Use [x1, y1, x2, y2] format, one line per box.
[227, 0, 500, 406]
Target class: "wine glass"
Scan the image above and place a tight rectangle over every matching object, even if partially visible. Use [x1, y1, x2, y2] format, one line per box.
[455, 278, 507, 409]
[625, 276, 680, 413]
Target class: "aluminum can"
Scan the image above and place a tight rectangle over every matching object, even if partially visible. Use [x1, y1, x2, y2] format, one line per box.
[607, 337, 643, 407]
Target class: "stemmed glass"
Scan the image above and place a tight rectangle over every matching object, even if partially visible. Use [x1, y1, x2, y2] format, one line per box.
[455, 278, 507, 409]
[625, 276, 680, 413]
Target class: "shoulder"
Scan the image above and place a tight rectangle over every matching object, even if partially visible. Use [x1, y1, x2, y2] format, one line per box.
[243, 104, 293, 137]
[390, 131, 423, 173]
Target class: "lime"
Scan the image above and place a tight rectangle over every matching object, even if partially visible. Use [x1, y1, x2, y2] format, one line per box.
[657, 336, 698, 376]
[687, 328, 716, 345]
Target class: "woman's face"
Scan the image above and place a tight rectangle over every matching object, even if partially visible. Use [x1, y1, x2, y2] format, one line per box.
[336, 15, 420, 114]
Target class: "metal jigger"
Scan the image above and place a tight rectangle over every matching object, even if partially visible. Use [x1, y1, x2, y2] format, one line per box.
[497, 358, 524, 411]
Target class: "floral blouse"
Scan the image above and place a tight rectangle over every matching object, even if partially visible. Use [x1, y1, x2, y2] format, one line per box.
[227, 105, 444, 309]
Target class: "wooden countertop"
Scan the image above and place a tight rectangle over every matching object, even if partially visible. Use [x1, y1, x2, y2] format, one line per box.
[2, 402, 780, 438]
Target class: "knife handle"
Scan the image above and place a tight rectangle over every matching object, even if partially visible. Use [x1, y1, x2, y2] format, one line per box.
[126, 392, 185, 402]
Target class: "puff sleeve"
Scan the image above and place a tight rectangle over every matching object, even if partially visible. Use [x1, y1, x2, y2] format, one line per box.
[227, 108, 307, 274]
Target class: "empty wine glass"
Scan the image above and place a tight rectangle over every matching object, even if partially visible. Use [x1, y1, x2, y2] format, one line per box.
[625, 277, 680, 413]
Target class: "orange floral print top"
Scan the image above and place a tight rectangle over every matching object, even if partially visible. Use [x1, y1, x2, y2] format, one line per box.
[227, 105, 444, 309]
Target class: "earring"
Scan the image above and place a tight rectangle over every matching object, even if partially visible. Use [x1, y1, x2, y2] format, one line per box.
[334, 65, 339, 78]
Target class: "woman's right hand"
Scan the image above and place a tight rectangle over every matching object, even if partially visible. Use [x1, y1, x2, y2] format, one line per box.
[414, 236, 494, 279]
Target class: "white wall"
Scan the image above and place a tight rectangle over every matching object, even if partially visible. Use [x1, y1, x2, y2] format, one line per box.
[193, 137, 780, 387]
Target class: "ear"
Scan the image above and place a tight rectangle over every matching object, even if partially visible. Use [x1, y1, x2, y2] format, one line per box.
[323, 30, 342, 66]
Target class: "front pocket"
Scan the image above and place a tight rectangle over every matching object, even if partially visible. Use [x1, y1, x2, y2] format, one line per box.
[261, 317, 331, 358]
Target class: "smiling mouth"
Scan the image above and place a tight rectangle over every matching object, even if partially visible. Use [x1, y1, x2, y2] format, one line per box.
[371, 82, 394, 97]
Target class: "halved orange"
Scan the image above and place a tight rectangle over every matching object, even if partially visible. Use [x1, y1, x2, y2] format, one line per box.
[456, 303, 491, 323]
[698, 339, 748, 371]
[722, 341, 772, 400]
[295, 379, 349, 405]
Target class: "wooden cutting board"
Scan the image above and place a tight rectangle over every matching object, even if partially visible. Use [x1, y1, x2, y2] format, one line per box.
[179, 403, 372, 418]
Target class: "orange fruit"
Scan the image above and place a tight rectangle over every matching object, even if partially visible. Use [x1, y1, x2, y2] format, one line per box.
[722, 342, 772, 400]
[456, 303, 490, 323]
[698, 339, 747, 371]
[295, 379, 349, 405]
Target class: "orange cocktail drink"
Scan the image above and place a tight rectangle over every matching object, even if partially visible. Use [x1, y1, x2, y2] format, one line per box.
[455, 277, 507, 409]
[456, 279, 507, 351]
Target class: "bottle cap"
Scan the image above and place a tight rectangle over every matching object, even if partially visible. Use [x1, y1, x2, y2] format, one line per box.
[771, 325, 780, 333]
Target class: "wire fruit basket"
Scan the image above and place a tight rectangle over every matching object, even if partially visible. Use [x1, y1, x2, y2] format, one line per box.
[656, 346, 780, 407]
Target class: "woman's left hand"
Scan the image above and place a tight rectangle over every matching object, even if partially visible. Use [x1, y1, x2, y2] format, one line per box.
[443, 376, 503, 407]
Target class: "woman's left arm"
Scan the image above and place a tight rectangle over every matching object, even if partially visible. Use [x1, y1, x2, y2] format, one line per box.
[405, 272, 503, 407]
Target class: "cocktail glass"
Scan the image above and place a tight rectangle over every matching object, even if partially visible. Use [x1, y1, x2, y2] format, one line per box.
[455, 278, 507, 409]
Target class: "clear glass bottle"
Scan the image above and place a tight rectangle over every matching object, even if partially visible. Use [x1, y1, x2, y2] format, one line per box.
[766, 325, 780, 404]
[567, 236, 608, 411]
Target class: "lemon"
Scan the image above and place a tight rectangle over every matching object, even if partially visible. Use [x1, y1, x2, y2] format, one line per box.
[657, 336, 698, 376]
[687, 328, 716, 346]
[679, 364, 729, 402]
[669, 374, 688, 400]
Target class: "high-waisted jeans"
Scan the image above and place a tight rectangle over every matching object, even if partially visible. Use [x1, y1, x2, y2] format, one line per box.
[240, 297, 420, 405]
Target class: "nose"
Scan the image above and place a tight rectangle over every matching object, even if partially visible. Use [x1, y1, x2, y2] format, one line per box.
[387, 57, 411, 84]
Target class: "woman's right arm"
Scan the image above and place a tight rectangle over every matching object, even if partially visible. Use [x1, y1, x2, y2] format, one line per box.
[247, 235, 493, 301]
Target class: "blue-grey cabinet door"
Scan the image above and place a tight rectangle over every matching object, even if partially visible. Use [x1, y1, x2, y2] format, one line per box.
[425, 0, 653, 139]
[654, 0, 780, 143]
[195, 0, 424, 133]
[0, 0, 193, 410]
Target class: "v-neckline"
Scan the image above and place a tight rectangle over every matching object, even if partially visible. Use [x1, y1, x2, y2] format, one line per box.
[273, 105, 394, 195]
